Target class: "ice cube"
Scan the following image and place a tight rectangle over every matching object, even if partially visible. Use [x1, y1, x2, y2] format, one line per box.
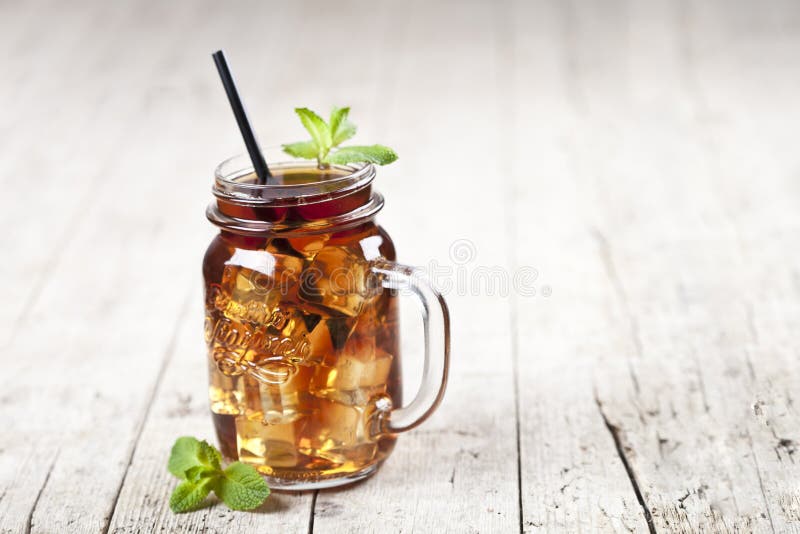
[331, 351, 393, 389]
[298, 245, 378, 317]
[236, 308, 316, 379]
[288, 234, 330, 260]
[253, 365, 315, 425]
[235, 416, 303, 468]
[242, 308, 333, 367]
[310, 345, 394, 406]
[217, 247, 306, 323]
[273, 313, 357, 367]
[264, 239, 307, 299]
[297, 315, 334, 365]
[217, 265, 280, 325]
[300, 399, 377, 465]
[310, 377, 371, 406]
[208, 356, 246, 415]
[313, 399, 362, 444]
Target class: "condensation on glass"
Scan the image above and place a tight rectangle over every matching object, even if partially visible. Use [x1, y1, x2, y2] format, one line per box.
[203, 153, 450, 490]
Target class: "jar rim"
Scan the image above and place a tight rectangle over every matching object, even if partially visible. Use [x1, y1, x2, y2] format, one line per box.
[205, 191, 385, 236]
[207, 149, 382, 236]
[213, 151, 376, 204]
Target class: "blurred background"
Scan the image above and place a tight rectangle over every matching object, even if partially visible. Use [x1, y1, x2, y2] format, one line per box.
[3, 0, 800, 532]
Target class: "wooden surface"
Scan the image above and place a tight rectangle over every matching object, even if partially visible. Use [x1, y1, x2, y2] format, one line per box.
[2, 0, 800, 532]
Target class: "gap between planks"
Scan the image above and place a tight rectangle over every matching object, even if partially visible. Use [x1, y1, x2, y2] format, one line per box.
[595, 396, 657, 534]
[100, 289, 193, 534]
[490, 0, 526, 532]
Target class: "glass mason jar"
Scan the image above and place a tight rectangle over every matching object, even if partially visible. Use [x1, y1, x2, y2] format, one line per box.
[203, 151, 450, 490]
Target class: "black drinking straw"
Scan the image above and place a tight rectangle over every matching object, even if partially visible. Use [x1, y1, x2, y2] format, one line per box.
[212, 50, 272, 184]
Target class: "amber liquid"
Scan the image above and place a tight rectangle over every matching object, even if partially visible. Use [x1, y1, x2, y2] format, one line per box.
[204, 168, 400, 485]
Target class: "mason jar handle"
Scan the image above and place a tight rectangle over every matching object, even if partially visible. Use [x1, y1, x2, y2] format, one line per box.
[370, 259, 450, 433]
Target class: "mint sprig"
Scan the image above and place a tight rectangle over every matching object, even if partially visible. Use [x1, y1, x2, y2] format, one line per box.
[167, 436, 270, 513]
[282, 106, 398, 168]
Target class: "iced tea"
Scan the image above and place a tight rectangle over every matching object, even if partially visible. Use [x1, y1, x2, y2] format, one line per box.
[203, 167, 402, 487]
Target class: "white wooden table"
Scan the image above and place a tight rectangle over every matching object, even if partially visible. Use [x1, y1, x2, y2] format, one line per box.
[2, 0, 800, 532]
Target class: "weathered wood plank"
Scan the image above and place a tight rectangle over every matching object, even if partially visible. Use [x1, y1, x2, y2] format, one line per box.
[510, 0, 650, 531]
[311, 0, 520, 532]
[580, 0, 800, 531]
[0, 0, 166, 343]
[0, 2, 224, 531]
[578, 0, 773, 526]
[676, 0, 800, 529]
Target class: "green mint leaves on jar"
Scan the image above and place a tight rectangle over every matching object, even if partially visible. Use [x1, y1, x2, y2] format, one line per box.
[282, 106, 398, 168]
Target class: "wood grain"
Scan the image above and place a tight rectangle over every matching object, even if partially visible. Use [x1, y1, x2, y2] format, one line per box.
[509, 1, 651, 530]
[2, 0, 800, 532]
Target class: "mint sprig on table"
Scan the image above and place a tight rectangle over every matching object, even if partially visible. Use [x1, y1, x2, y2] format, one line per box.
[167, 436, 270, 513]
[282, 106, 398, 168]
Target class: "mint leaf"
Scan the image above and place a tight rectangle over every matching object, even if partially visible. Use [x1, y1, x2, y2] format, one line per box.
[329, 106, 356, 146]
[184, 465, 219, 483]
[329, 145, 398, 166]
[215, 462, 271, 511]
[170, 478, 216, 513]
[168, 437, 221, 479]
[294, 108, 331, 159]
[167, 437, 271, 514]
[282, 141, 318, 159]
[198, 440, 222, 471]
[168, 437, 204, 479]
[328, 106, 347, 137]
